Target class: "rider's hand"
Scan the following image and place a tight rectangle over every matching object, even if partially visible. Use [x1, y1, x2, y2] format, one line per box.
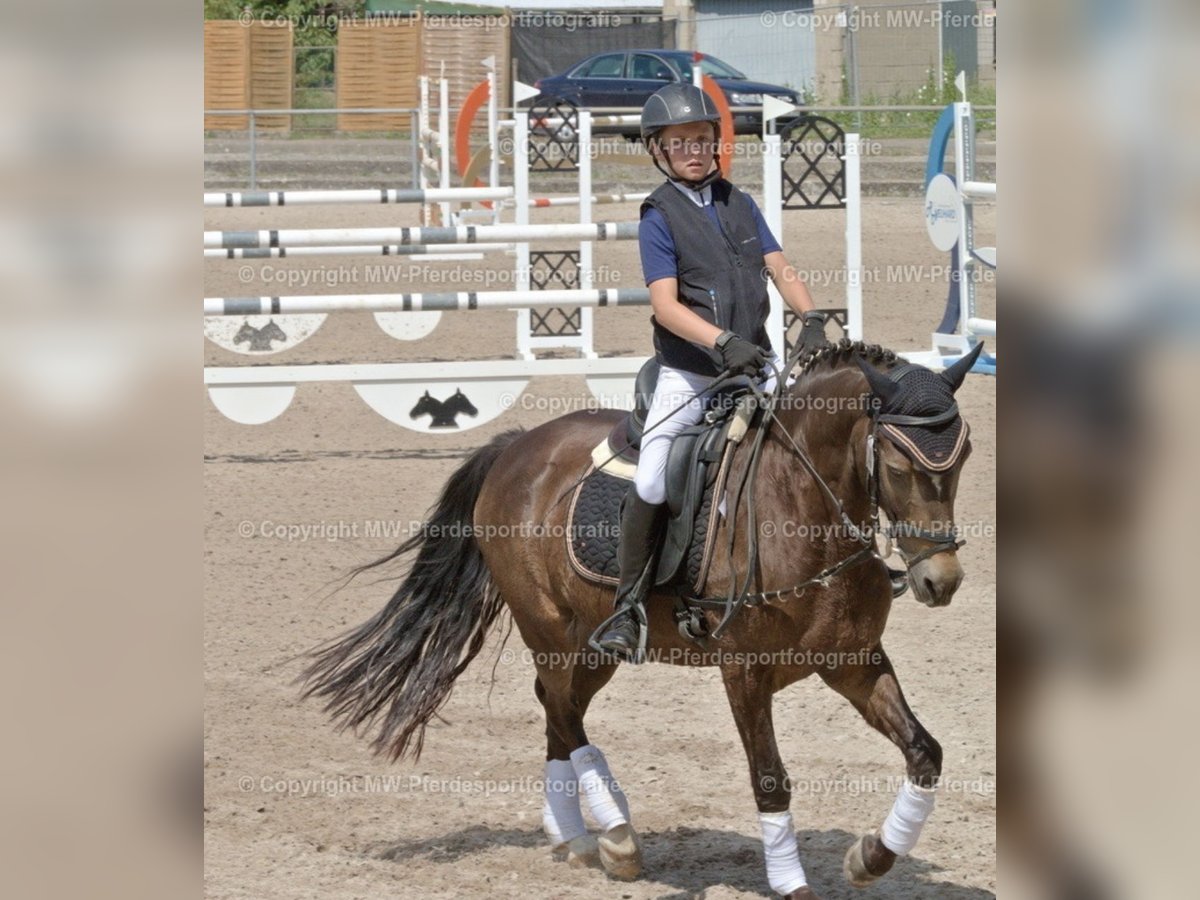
[715, 331, 769, 376]
[797, 311, 830, 354]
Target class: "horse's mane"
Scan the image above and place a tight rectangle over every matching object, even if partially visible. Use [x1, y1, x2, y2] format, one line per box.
[791, 338, 901, 383]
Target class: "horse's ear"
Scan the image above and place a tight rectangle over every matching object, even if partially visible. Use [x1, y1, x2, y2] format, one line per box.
[423, 390, 431, 397]
[941, 343, 984, 392]
[855, 357, 901, 407]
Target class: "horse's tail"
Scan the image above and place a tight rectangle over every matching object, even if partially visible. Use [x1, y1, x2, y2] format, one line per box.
[299, 428, 523, 761]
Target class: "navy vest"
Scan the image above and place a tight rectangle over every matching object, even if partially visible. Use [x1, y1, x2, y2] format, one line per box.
[640, 179, 773, 376]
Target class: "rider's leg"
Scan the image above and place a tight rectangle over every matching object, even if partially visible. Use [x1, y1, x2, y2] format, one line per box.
[591, 366, 707, 659]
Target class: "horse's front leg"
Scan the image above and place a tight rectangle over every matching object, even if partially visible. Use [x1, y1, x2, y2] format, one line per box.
[819, 645, 942, 888]
[722, 663, 822, 900]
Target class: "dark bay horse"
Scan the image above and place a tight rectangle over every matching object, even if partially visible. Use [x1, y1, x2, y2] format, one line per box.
[302, 340, 981, 898]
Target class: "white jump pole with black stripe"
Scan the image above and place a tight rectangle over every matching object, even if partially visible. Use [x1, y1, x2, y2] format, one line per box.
[204, 187, 513, 208]
[203, 222, 639, 250]
[203, 288, 651, 317]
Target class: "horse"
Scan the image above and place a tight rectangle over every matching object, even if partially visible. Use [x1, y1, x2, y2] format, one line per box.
[409, 388, 480, 429]
[301, 340, 982, 898]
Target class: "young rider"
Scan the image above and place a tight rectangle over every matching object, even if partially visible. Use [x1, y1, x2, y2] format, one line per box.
[593, 83, 829, 659]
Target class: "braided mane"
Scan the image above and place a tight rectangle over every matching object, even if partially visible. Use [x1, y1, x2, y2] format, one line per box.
[792, 338, 901, 379]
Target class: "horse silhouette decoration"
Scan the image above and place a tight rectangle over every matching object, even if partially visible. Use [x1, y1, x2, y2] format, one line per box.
[303, 341, 984, 898]
[232, 319, 288, 352]
[408, 389, 479, 429]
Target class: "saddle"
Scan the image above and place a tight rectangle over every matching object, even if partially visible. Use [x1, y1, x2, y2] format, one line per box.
[568, 359, 758, 593]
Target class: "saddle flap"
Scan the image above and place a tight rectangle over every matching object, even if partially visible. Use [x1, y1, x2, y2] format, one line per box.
[625, 358, 661, 449]
[656, 414, 738, 585]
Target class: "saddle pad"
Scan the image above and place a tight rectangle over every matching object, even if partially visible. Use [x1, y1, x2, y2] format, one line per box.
[590, 437, 637, 481]
[565, 451, 732, 594]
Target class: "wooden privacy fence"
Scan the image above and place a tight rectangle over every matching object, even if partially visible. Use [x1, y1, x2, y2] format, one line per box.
[205, 16, 511, 133]
[204, 21, 293, 132]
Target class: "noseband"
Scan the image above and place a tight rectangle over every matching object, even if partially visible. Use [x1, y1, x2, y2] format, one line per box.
[866, 364, 967, 567]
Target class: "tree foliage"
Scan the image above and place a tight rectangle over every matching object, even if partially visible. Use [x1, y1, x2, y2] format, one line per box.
[203, 1, 369, 47]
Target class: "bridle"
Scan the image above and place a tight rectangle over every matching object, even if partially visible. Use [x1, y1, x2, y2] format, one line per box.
[690, 352, 968, 639]
[865, 363, 967, 569]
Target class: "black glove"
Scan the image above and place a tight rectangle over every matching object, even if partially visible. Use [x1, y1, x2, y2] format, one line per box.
[797, 311, 830, 354]
[715, 331, 769, 376]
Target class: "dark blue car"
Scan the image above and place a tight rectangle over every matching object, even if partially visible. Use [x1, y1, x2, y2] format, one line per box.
[533, 50, 803, 137]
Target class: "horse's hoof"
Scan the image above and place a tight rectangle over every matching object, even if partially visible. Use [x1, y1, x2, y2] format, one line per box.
[598, 823, 642, 880]
[785, 887, 823, 900]
[843, 832, 895, 887]
[564, 833, 599, 868]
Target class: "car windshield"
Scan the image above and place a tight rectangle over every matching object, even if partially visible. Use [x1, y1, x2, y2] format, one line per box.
[666, 54, 746, 81]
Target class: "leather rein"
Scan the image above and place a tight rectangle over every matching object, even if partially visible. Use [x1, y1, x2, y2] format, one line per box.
[685, 351, 966, 638]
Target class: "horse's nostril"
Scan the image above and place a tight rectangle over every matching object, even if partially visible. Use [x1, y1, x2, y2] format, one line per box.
[923, 577, 938, 598]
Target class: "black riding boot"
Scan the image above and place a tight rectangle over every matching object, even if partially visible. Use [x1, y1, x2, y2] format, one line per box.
[591, 491, 667, 660]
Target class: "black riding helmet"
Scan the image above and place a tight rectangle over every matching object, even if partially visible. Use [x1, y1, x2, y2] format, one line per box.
[641, 83, 722, 190]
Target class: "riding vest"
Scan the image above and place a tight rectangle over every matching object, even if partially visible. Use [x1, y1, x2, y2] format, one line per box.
[640, 179, 773, 377]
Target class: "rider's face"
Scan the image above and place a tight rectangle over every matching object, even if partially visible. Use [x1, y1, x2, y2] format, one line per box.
[655, 121, 718, 181]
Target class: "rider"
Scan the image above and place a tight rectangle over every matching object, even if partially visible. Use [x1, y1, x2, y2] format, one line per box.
[592, 83, 830, 659]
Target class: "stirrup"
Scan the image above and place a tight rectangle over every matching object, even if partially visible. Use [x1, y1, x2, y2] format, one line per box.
[588, 601, 649, 663]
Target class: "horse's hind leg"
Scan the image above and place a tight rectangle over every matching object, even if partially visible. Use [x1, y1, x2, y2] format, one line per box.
[536, 660, 642, 879]
[819, 646, 943, 888]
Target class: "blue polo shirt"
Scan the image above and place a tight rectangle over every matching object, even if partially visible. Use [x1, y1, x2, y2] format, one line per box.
[639, 182, 782, 286]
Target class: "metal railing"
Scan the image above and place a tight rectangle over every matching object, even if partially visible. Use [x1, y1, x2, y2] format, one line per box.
[203, 104, 996, 191]
[204, 108, 421, 190]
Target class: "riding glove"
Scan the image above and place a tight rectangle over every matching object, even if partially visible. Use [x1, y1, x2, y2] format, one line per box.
[715, 331, 769, 376]
[797, 311, 830, 354]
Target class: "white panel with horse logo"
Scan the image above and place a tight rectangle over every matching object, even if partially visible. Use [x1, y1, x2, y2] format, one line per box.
[205, 314, 325, 355]
[354, 378, 531, 432]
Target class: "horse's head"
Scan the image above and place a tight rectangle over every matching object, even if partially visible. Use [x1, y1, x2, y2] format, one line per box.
[233, 322, 255, 345]
[451, 389, 479, 418]
[409, 390, 434, 419]
[857, 344, 982, 607]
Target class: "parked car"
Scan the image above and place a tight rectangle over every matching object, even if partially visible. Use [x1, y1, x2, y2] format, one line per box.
[532, 50, 803, 137]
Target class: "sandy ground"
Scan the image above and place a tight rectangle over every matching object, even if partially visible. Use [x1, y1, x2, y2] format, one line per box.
[204, 197, 996, 898]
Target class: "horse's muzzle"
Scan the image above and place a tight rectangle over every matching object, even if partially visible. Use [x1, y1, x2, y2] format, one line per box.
[907, 552, 964, 607]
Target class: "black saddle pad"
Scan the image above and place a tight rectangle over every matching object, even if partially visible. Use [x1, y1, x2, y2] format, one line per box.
[565, 464, 726, 595]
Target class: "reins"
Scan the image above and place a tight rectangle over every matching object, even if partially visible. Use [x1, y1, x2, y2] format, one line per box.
[686, 346, 968, 636]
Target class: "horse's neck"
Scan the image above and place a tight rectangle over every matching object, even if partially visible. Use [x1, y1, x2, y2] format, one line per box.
[773, 368, 872, 517]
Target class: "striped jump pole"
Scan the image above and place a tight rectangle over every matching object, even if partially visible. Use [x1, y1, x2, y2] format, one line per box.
[204, 288, 651, 317]
[520, 191, 650, 209]
[204, 221, 638, 250]
[204, 243, 514, 260]
[531, 114, 641, 128]
[204, 187, 513, 208]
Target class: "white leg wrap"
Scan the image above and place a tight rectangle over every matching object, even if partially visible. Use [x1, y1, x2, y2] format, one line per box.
[542, 759, 587, 845]
[880, 780, 938, 855]
[569, 744, 630, 832]
[758, 811, 808, 896]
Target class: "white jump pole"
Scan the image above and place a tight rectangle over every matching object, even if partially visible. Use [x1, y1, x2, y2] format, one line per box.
[844, 133, 863, 341]
[438, 75, 451, 225]
[205, 243, 514, 259]
[953, 99, 995, 346]
[204, 222, 639, 250]
[519, 192, 650, 208]
[204, 288, 652, 317]
[514, 112, 533, 360]
[577, 110, 597, 358]
[204, 187, 513, 208]
[487, 70, 500, 226]
[762, 132, 785, 354]
[418, 76, 433, 225]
